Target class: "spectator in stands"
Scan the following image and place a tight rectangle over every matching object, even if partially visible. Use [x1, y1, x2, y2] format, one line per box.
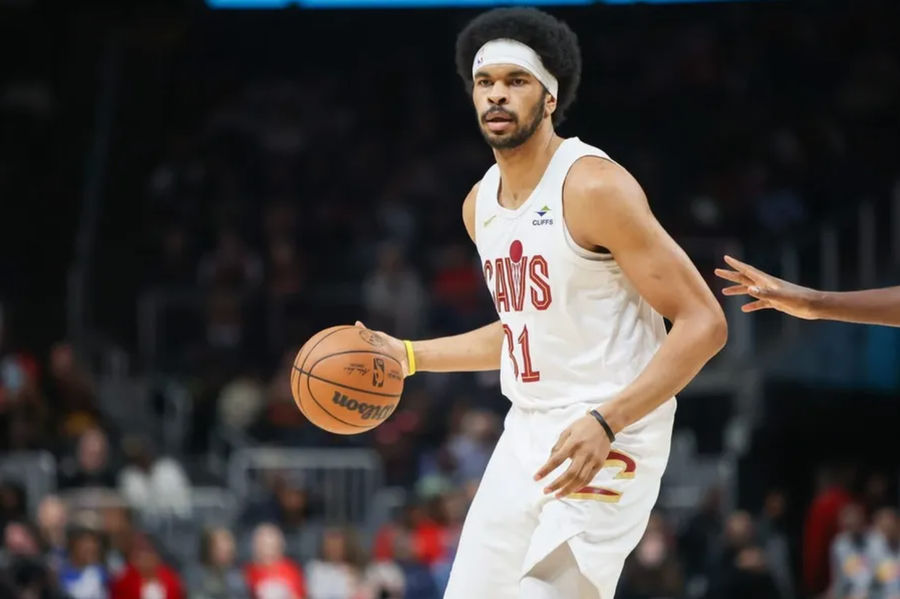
[186, 527, 248, 599]
[111, 533, 183, 599]
[242, 475, 321, 562]
[364, 543, 404, 599]
[100, 505, 134, 577]
[36, 495, 68, 573]
[391, 529, 437, 599]
[867, 507, 900, 599]
[265, 237, 304, 300]
[0, 352, 51, 451]
[756, 488, 794, 599]
[706, 511, 780, 599]
[152, 224, 196, 290]
[804, 464, 856, 595]
[306, 528, 367, 599]
[1, 519, 65, 598]
[618, 512, 684, 599]
[45, 342, 99, 440]
[198, 227, 262, 292]
[428, 243, 482, 332]
[445, 409, 498, 484]
[59, 427, 117, 489]
[0, 480, 27, 532]
[829, 503, 871, 599]
[244, 524, 306, 599]
[58, 526, 109, 599]
[117, 435, 191, 519]
[217, 376, 265, 436]
[679, 486, 722, 583]
[362, 242, 426, 340]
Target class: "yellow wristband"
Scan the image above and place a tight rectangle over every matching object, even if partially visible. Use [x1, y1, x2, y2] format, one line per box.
[403, 340, 416, 376]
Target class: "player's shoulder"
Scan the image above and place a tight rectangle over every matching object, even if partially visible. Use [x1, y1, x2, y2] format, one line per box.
[461, 181, 481, 243]
[565, 155, 644, 206]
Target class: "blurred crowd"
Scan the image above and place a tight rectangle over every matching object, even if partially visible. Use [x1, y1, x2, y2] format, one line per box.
[2, 2, 900, 599]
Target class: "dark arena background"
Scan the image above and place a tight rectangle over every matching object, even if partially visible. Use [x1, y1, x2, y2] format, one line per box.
[2, 0, 900, 597]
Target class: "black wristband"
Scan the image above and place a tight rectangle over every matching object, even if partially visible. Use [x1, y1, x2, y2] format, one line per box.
[589, 409, 616, 443]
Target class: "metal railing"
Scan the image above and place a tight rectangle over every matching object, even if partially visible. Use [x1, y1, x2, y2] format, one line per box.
[228, 448, 383, 525]
[0, 452, 57, 515]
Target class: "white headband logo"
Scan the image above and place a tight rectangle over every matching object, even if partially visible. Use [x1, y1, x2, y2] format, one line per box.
[472, 39, 559, 99]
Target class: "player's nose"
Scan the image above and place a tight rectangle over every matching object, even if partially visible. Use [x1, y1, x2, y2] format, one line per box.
[487, 84, 509, 105]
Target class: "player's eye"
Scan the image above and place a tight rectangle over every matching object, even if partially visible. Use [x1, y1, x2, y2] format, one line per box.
[476, 79, 492, 88]
[511, 78, 527, 86]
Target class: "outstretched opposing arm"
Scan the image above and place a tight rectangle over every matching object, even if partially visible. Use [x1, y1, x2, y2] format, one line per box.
[716, 255, 900, 327]
[358, 183, 504, 377]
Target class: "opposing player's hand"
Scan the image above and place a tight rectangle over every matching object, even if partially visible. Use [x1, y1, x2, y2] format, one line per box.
[714, 255, 820, 320]
[353, 321, 412, 378]
[534, 414, 612, 499]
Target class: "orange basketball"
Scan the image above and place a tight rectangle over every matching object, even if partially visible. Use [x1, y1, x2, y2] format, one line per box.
[291, 325, 404, 435]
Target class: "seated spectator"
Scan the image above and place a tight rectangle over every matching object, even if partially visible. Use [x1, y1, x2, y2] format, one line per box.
[756, 488, 794, 599]
[391, 529, 437, 599]
[59, 526, 109, 599]
[706, 511, 780, 599]
[0, 480, 27, 533]
[111, 533, 183, 599]
[1, 519, 65, 598]
[242, 476, 321, 562]
[59, 427, 117, 489]
[36, 495, 69, 573]
[117, 435, 191, 519]
[305, 528, 367, 599]
[45, 342, 100, 440]
[100, 505, 134, 577]
[618, 512, 684, 599]
[198, 227, 263, 292]
[244, 524, 306, 599]
[829, 503, 871, 599]
[362, 242, 426, 340]
[868, 507, 900, 599]
[186, 527, 249, 599]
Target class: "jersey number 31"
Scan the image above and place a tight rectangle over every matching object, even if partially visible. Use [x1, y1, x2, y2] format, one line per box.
[502, 324, 540, 383]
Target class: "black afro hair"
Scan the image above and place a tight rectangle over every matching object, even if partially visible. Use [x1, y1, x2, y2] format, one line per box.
[455, 8, 582, 126]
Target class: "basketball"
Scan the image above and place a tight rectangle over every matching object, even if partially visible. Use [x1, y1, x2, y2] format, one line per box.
[291, 325, 404, 435]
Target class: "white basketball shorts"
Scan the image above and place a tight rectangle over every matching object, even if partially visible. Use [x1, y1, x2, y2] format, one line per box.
[443, 399, 675, 599]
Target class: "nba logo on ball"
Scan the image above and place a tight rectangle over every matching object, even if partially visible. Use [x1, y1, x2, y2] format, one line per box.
[291, 326, 404, 435]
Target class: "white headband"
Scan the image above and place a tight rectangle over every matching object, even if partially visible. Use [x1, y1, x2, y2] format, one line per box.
[472, 38, 559, 99]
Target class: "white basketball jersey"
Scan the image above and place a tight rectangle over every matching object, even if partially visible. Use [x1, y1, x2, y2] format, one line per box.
[474, 137, 672, 419]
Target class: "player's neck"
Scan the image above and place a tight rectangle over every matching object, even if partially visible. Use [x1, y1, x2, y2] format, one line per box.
[493, 127, 564, 210]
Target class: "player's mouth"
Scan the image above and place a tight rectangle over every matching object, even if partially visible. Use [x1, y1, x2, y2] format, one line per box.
[483, 111, 516, 133]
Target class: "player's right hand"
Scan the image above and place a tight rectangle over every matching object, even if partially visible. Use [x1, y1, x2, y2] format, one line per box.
[714, 255, 821, 320]
[353, 321, 412, 378]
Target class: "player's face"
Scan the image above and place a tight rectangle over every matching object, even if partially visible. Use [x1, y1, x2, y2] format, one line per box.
[472, 65, 552, 150]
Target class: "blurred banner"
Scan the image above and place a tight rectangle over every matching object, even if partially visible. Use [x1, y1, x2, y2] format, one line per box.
[208, 0, 761, 8]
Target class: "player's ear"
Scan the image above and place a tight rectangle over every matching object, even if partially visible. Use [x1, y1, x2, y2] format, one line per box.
[545, 93, 557, 118]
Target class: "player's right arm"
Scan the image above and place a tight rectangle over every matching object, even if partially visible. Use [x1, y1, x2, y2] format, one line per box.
[716, 255, 900, 327]
[356, 183, 504, 376]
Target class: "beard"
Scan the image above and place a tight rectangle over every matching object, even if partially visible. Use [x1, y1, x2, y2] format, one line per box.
[479, 94, 546, 150]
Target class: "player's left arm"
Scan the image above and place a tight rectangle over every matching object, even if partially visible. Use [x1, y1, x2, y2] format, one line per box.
[536, 158, 727, 497]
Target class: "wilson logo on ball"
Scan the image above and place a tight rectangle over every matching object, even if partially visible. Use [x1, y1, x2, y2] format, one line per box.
[331, 390, 393, 421]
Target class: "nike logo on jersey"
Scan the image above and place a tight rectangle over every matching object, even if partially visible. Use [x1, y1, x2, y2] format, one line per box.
[483, 214, 497, 228]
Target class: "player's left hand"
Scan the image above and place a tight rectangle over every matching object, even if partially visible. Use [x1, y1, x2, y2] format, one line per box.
[534, 414, 612, 499]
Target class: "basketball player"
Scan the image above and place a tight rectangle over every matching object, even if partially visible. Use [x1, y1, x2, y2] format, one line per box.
[356, 8, 727, 598]
[717, 255, 900, 326]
